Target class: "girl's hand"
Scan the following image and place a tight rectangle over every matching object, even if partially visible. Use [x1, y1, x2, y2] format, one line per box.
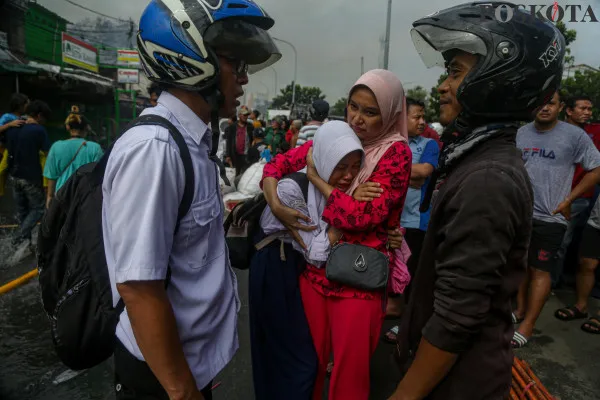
[387, 228, 404, 249]
[353, 182, 383, 202]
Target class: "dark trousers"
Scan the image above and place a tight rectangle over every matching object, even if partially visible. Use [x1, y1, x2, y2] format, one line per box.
[233, 153, 248, 177]
[114, 341, 212, 400]
[11, 177, 44, 243]
[248, 233, 318, 400]
[404, 228, 427, 301]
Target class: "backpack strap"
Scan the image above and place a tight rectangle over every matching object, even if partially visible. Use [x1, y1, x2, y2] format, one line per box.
[58, 141, 87, 179]
[111, 115, 195, 315]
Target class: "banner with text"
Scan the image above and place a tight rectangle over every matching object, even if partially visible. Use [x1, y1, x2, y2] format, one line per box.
[117, 50, 141, 69]
[118, 69, 140, 84]
[62, 33, 98, 73]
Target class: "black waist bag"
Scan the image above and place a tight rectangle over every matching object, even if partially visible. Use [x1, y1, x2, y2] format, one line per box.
[37, 115, 194, 371]
[325, 243, 389, 291]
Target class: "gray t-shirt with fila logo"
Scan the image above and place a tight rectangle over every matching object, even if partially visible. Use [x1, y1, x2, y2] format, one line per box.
[517, 121, 600, 226]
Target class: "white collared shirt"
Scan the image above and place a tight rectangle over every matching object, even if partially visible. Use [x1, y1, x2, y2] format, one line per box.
[102, 91, 240, 390]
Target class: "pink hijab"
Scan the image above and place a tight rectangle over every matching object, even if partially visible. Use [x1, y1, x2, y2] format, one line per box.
[347, 69, 408, 195]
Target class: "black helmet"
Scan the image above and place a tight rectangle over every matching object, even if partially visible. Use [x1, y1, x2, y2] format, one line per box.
[310, 99, 330, 122]
[411, 1, 565, 126]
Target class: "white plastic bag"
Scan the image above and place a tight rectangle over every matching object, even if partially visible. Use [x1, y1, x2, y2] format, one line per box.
[219, 167, 237, 196]
[237, 161, 265, 196]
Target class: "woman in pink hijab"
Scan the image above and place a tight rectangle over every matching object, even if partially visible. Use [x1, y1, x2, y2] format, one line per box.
[261, 69, 412, 400]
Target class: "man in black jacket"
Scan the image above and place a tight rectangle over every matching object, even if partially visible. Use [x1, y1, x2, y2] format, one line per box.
[389, 3, 565, 400]
[225, 106, 254, 176]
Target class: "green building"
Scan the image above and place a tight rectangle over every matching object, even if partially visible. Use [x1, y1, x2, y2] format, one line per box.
[24, 1, 68, 66]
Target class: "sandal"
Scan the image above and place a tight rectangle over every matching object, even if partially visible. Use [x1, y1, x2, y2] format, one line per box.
[511, 331, 529, 349]
[581, 317, 600, 334]
[382, 325, 399, 344]
[512, 312, 524, 324]
[554, 306, 588, 321]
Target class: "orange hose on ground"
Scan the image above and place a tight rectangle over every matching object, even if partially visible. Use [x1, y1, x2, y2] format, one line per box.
[0, 269, 38, 296]
[522, 360, 554, 400]
[515, 357, 547, 400]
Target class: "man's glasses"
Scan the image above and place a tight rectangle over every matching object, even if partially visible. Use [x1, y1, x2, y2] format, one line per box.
[217, 54, 249, 76]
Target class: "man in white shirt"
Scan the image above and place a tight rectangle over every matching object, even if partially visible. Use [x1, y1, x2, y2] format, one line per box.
[102, 1, 281, 399]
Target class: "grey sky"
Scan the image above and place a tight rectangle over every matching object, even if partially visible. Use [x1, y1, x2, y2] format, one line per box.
[41, 0, 600, 105]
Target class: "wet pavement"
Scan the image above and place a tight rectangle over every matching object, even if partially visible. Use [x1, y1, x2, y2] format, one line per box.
[1, 183, 600, 399]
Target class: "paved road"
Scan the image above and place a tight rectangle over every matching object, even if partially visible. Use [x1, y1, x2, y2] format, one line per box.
[1, 184, 600, 399]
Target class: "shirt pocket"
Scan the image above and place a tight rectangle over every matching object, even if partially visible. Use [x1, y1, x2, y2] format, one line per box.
[186, 192, 226, 269]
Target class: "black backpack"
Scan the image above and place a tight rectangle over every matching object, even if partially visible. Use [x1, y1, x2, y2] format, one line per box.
[37, 115, 195, 371]
[225, 172, 309, 270]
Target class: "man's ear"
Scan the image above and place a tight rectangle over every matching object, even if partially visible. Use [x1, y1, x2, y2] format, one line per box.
[559, 102, 566, 113]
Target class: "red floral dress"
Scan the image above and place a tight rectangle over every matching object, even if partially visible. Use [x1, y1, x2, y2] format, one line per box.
[261, 140, 412, 300]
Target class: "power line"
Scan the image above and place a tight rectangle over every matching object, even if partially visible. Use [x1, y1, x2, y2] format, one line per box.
[61, 0, 125, 22]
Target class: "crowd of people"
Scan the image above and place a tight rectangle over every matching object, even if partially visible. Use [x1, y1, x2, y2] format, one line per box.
[1, 0, 599, 400]
[0, 96, 103, 263]
[221, 100, 334, 178]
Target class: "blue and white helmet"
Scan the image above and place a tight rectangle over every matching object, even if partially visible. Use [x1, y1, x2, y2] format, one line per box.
[137, 0, 281, 92]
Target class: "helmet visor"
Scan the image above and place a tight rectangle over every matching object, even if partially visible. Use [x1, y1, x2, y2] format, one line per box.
[410, 25, 487, 68]
[204, 19, 282, 74]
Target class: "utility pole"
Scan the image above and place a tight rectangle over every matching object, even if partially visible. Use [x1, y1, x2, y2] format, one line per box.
[383, 0, 392, 70]
[361, 56, 364, 75]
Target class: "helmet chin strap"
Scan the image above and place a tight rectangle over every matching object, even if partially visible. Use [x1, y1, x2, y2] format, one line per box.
[200, 87, 232, 186]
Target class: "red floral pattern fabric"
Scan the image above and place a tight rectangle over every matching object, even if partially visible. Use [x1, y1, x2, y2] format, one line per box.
[261, 140, 412, 299]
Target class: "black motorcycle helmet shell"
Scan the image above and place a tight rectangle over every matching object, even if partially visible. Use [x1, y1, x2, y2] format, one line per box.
[411, 1, 566, 128]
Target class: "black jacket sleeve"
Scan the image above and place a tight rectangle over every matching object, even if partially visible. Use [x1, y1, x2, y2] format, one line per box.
[247, 123, 254, 144]
[421, 167, 525, 353]
[224, 125, 234, 159]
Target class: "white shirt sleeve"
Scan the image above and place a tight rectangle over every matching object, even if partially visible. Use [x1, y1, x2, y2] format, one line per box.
[104, 137, 185, 283]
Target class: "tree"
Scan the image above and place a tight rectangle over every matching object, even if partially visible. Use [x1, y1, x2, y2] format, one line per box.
[331, 97, 347, 116]
[561, 69, 600, 119]
[270, 83, 326, 109]
[406, 86, 427, 103]
[556, 21, 577, 67]
[425, 74, 447, 122]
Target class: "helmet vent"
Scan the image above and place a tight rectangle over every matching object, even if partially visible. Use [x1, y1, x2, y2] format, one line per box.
[227, 3, 248, 8]
[460, 12, 493, 20]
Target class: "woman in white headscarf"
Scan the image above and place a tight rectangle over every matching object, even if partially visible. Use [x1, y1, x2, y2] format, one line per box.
[249, 121, 365, 400]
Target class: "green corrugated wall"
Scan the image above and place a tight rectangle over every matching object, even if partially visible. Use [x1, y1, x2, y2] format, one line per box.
[24, 3, 66, 66]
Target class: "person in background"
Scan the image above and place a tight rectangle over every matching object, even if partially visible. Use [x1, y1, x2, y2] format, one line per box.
[554, 194, 600, 334]
[513, 91, 600, 349]
[251, 110, 262, 129]
[1, 100, 52, 256]
[44, 107, 104, 208]
[225, 106, 254, 176]
[288, 119, 302, 148]
[421, 123, 443, 150]
[281, 116, 289, 133]
[384, 97, 439, 343]
[247, 128, 268, 165]
[0, 94, 30, 196]
[265, 117, 286, 153]
[554, 95, 597, 287]
[296, 100, 329, 148]
[148, 83, 162, 107]
[0, 93, 28, 136]
[390, 4, 561, 398]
